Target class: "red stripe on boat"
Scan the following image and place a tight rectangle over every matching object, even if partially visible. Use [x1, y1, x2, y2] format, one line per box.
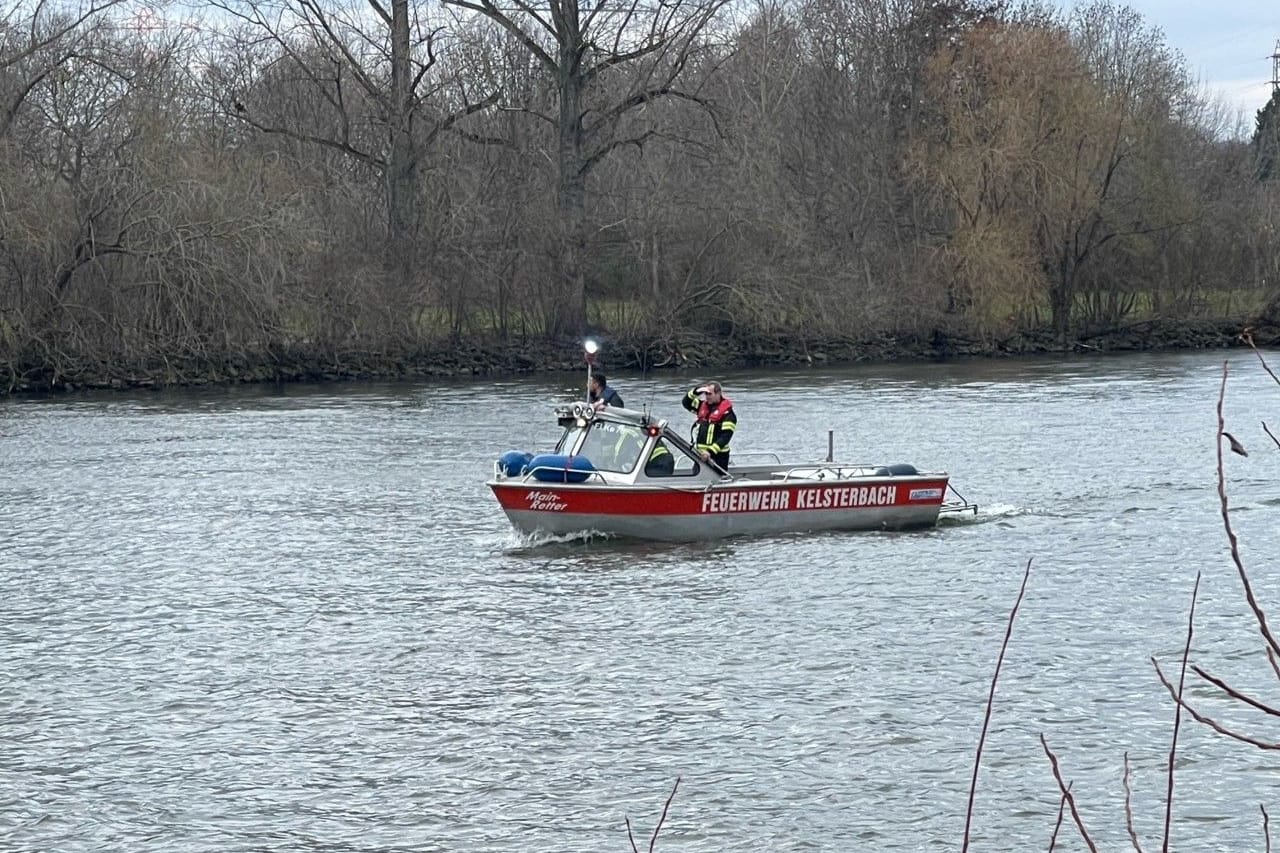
[491, 480, 948, 516]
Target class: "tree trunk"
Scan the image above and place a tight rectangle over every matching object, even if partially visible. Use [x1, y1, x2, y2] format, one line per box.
[1050, 259, 1074, 344]
[552, 46, 587, 338]
[650, 232, 661, 301]
[386, 0, 417, 306]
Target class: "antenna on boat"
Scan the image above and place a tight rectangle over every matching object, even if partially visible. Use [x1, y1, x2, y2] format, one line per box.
[583, 339, 599, 402]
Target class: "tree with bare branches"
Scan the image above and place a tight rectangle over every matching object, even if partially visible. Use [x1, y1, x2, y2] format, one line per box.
[912, 1, 1194, 341]
[206, 0, 497, 311]
[0, 0, 129, 137]
[441, 0, 730, 338]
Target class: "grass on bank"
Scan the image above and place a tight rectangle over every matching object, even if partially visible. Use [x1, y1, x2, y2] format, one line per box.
[407, 282, 1271, 343]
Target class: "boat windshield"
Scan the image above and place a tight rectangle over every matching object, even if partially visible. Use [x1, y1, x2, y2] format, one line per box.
[555, 424, 583, 455]
[563, 421, 648, 474]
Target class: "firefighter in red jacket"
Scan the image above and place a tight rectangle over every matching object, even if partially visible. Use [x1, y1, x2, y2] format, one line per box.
[682, 381, 736, 471]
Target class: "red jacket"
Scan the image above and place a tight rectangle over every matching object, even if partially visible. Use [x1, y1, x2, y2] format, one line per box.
[682, 387, 737, 460]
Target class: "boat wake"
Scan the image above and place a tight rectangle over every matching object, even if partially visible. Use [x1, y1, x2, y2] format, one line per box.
[501, 528, 619, 553]
[938, 502, 1025, 526]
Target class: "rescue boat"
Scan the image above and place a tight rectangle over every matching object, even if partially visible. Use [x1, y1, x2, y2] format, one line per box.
[488, 400, 977, 542]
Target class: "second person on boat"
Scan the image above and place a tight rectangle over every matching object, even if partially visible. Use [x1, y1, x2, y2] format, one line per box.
[683, 381, 736, 471]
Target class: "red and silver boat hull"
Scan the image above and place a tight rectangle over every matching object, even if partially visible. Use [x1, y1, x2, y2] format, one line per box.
[490, 476, 951, 541]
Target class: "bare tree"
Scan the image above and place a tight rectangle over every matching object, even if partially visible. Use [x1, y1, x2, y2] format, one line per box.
[1045, 0, 1187, 337]
[206, 0, 497, 311]
[0, 0, 129, 137]
[910, 16, 1072, 335]
[912, 2, 1194, 341]
[442, 0, 730, 338]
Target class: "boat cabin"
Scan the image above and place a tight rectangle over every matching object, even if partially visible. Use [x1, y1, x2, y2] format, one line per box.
[549, 402, 720, 485]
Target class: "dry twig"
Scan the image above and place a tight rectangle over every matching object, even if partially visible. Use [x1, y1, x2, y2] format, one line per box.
[1263, 422, 1280, 451]
[1039, 734, 1098, 852]
[1152, 660, 1280, 749]
[626, 776, 680, 853]
[1190, 664, 1280, 718]
[1048, 784, 1070, 852]
[1162, 572, 1201, 852]
[1215, 362, 1280, 664]
[1123, 752, 1144, 852]
[1240, 329, 1280, 387]
[1237, 330, 1280, 447]
[961, 557, 1033, 853]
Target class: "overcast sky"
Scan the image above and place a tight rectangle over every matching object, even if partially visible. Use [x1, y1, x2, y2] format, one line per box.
[1067, 1, 1278, 119]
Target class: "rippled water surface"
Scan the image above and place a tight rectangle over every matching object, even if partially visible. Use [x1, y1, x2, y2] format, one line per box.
[4, 350, 1280, 851]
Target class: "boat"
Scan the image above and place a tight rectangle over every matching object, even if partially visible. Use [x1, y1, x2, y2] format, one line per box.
[488, 399, 977, 543]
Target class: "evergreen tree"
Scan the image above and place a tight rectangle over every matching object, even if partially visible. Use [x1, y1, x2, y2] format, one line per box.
[1254, 91, 1280, 182]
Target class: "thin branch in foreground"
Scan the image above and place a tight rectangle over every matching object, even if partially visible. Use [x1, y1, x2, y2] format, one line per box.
[962, 557, 1033, 853]
[1151, 659, 1280, 749]
[1264, 803, 1272, 853]
[649, 777, 679, 853]
[1048, 783, 1071, 852]
[1263, 421, 1280, 451]
[626, 776, 680, 853]
[1215, 361, 1280, 663]
[1163, 572, 1201, 853]
[1039, 735, 1098, 853]
[1240, 332, 1280, 448]
[1240, 329, 1280, 387]
[1268, 646, 1280, 684]
[1191, 663, 1280, 718]
[1123, 752, 1145, 852]
[626, 817, 639, 853]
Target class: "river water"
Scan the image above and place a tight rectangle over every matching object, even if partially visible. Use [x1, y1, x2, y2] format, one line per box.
[3, 350, 1279, 851]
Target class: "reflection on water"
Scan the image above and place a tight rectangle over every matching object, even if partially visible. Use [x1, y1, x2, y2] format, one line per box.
[2, 349, 1279, 851]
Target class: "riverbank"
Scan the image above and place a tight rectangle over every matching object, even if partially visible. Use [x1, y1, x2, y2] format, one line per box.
[4, 317, 1276, 394]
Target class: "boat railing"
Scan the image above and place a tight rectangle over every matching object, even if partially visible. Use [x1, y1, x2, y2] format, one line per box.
[730, 451, 783, 465]
[939, 482, 979, 516]
[769, 464, 890, 482]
